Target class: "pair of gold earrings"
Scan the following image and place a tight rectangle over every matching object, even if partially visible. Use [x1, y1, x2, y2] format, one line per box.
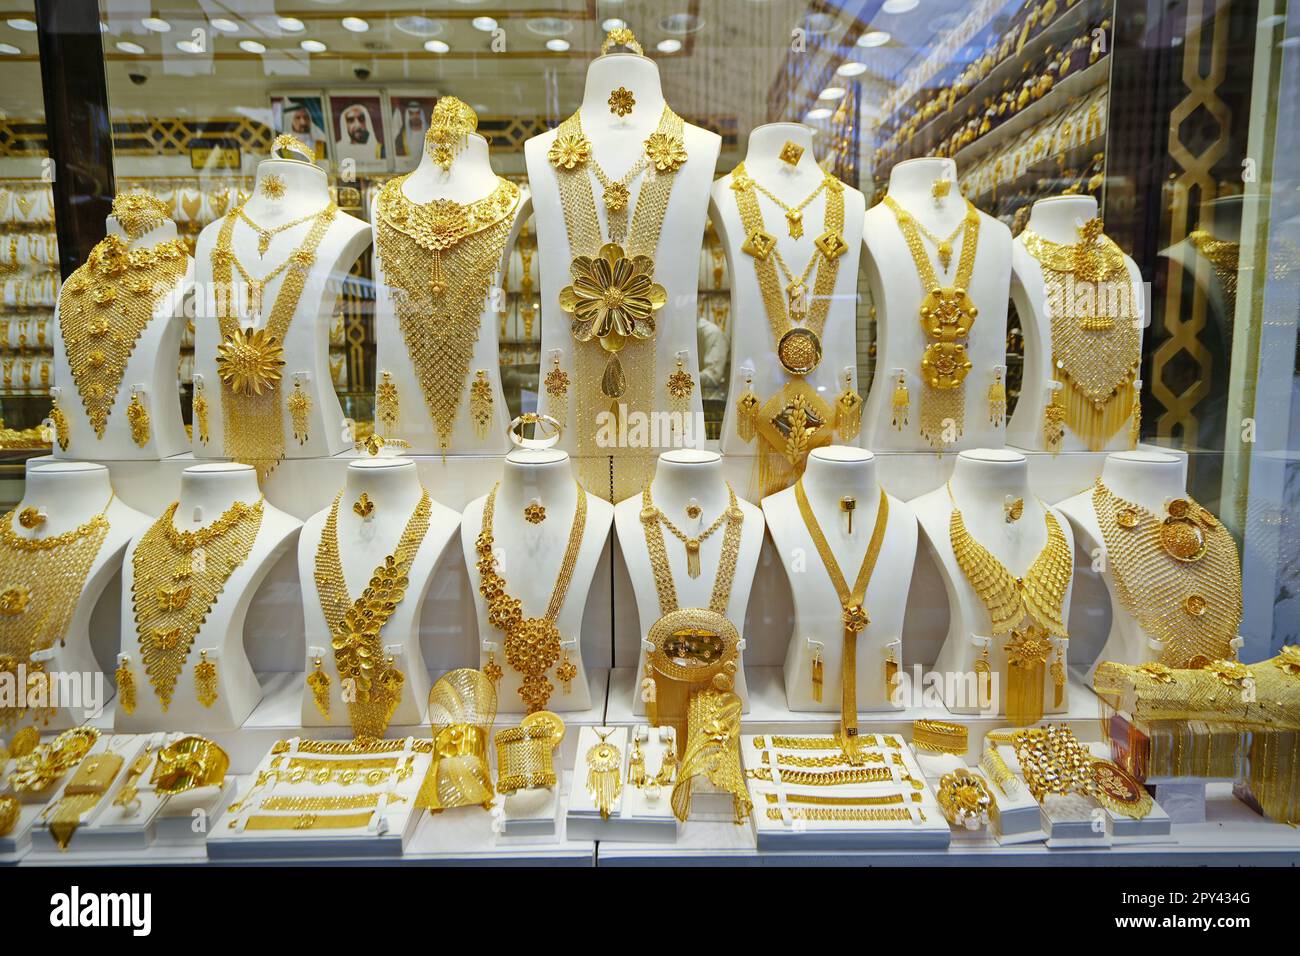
[889, 370, 1005, 432]
[628, 732, 677, 792]
[115, 652, 217, 712]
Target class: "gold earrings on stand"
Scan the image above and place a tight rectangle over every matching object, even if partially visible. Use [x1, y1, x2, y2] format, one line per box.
[127, 387, 150, 447]
[557, 650, 578, 693]
[353, 493, 375, 519]
[736, 370, 759, 441]
[988, 367, 1006, 426]
[192, 377, 210, 445]
[376, 371, 399, 436]
[835, 370, 862, 440]
[307, 656, 331, 719]
[194, 650, 218, 708]
[544, 353, 569, 430]
[667, 356, 694, 426]
[470, 370, 493, 440]
[48, 392, 69, 451]
[1044, 387, 1065, 455]
[811, 644, 824, 702]
[973, 641, 991, 705]
[891, 373, 910, 431]
[608, 87, 635, 117]
[483, 650, 503, 686]
[288, 379, 311, 445]
[115, 656, 136, 716]
[629, 736, 647, 787]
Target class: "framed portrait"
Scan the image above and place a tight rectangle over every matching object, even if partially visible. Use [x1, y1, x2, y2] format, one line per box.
[269, 92, 330, 165]
[388, 92, 441, 171]
[326, 90, 391, 174]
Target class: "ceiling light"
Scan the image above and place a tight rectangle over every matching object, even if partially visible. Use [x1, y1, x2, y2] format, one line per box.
[602, 18, 627, 31]
[805, 107, 833, 121]
[116, 40, 145, 54]
[239, 39, 266, 53]
[277, 17, 305, 32]
[546, 38, 570, 51]
[394, 16, 443, 37]
[657, 38, 682, 53]
[141, 17, 171, 33]
[857, 29, 890, 47]
[341, 17, 369, 33]
[804, 12, 835, 34]
[176, 39, 203, 53]
[424, 39, 450, 53]
[528, 17, 573, 37]
[660, 13, 703, 35]
[836, 61, 867, 77]
[882, 0, 920, 12]
[210, 18, 239, 33]
[472, 17, 498, 32]
[6, 18, 36, 32]
[819, 86, 847, 100]
[300, 39, 327, 53]
[0, 43, 19, 54]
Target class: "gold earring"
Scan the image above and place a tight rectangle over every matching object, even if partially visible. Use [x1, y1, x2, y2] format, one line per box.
[126, 387, 150, 447]
[192, 378, 210, 445]
[376, 371, 399, 436]
[884, 645, 899, 699]
[307, 656, 331, 719]
[586, 729, 622, 820]
[48, 393, 70, 451]
[779, 140, 804, 166]
[524, 500, 546, 524]
[115, 657, 136, 716]
[835, 371, 863, 440]
[1052, 642, 1066, 708]
[1004, 496, 1024, 523]
[469, 370, 493, 440]
[667, 357, 693, 424]
[628, 737, 648, 788]
[1129, 390, 1142, 449]
[260, 173, 286, 200]
[288, 380, 311, 445]
[544, 354, 569, 430]
[736, 371, 759, 442]
[988, 368, 1006, 426]
[974, 642, 992, 705]
[811, 645, 824, 702]
[194, 650, 218, 708]
[891, 373, 910, 430]
[654, 740, 678, 786]
[556, 649, 577, 693]
[483, 650, 503, 685]
[608, 86, 635, 117]
[1043, 389, 1065, 455]
[18, 506, 45, 530]
[353, 492, 375, 519]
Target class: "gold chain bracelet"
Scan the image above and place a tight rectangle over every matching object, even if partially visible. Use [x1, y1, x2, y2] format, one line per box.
[747, 766, 919, 788]
[762, 790, 921, 807]
[753, 734, 902, 751]
[760, 750, 903, 769]
[271, 738, 433, 756]
[766, 806, 919, 823]
[259, 794, 403, 812]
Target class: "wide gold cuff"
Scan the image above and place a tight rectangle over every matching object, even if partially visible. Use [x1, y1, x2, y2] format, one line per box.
[495, 711, 564, 794]
[150, 735, 230, 795]
[912, 719, 969, 755]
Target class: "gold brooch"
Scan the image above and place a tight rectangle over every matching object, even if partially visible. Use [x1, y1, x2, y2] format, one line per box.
[524, 501, 546, 524]
[608, 86, 635, 117]
[260, 174, 286, 200]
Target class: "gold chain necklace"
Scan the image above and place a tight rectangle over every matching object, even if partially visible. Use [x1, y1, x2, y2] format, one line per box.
[750, 174, 828, 240]
[476, 481, 587, 713]
[639, 483, 743, 746]
[236, 206, 328, 258]
[646, 500, 730, 580]
[210, 201, 337, 480]
[795, 483, 889, 760]
[315, 489, 431, 739]
[375, 176, 520, 452]
[0, 495, 113, 730]
[1091, 479, 1241, 667]
[884, 196, 981, 447]
[1022, 218, 1140, 450]
[131, 498, 264, 711]
[58, 234, 189, 438]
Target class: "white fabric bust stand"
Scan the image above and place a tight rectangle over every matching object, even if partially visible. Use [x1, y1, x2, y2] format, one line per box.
[862, 157, 1012, 452]
[117, 463, 301, 731]
[13, 461, 150, 728]
[1006, 195, 1145, 453]
[191, 157, 370, 462]
[461, 448, 611, 714]
[525, 49, 718, 456]
[52, 212, 193, 461]
[298, 457, 460, 727]
[614, 450, 765, 715]
[764, 446, 917, 712]
[712, 123, 867, 453]
[911, 449, 1075, 717]
[372, 133, 530, 454]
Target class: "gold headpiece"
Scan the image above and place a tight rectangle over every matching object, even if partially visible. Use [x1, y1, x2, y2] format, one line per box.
[600, 26, 645, 56]
[111, 192, 171, 240]
[271, 133, 314, 163]
[416, 668, 498, 811]
[425, 96, 478, 171]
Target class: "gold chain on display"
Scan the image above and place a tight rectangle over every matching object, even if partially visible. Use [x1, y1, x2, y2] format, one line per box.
[640, 483, 743, 748]
[761, 749, 900, 768]
[761, 790, 918, 806]
[210, 201, 337, 480]
[0, 495, 112, 730]
[1022, 218, 1140, 451]
[375, 174, 520, 451]
[475, 482, 587, 713]
[1091, 479, 1242, 666]
[315, 489, 432, 739]
[236, 207, 327, 258]
[765, 806, 915, 823]
[551, 95, 684, 501]
[884, 196, 981, 447]
[58, 234, 188, 438]
[749, 174, 828, 240]
[753, 733, 902, 750]
[131, 498, 264, 711]
[948, 485, 1071, 725]
[795, 483, 889, 761]
[747, 764, 916, 787]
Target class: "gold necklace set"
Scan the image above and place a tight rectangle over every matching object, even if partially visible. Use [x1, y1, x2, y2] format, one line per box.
[476, 482, 587, 713]
[1022, 217, 1140, 451]
[131, 498, 264, 711]
[210, 200, 337, 479]
[885, 195, 982, 448]
[947, 484, 1072, 725]
[1091, 479, 1242, 667]
[315, 489, 432, 739]
[730, 162, 859, 494]
[0, 495, 113, 730]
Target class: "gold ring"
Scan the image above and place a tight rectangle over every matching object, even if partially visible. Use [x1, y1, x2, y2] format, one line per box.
[271, 133, 314, 163]
[354, 434, 411, 457]
[600, 26, 645, 56]
[508, 413, 562, 449]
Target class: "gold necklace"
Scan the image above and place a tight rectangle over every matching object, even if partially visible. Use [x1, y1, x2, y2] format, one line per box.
[646, 498, 730, 580]
[58, 234, 189, 438]
[1188, 229, 1239, 302]
[947, 484, 1071, 725]
[131, 498, 264, 711]
[375, 176, 520, 452]
[1091, 479, 1241, 667]
[1022, 218, 1140, 451]
[476, 481, 587, 713]
[210, 201, 337, 480]
[795, 483, 889, 760]
[750, 174, 828, 240]
[884, 196, 981, 447]
[315, 489, 431, 739]
[0, 494, 113, 730]
[236, 206, 329, 258]
[639, 483, 743, 746]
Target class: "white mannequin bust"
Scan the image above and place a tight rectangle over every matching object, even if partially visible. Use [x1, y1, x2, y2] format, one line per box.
[712, 124, 867, 462]
[52, 205, 193, 460]
[9, 461, 150, 729]
[191, 155, 370, 465]
[298, 457, 460, 728]
[862, 158, 1012, 452]
[613, 450, 765, 714]
[1007, 195, 1145, 453]
[461, 448, 613, 713]
[117, 462, 301, 731]
[373, 129, 530, 454]
[911, 449, 1075, 717]
[763, 446, 918, 712]
[525, 42, 720, 498]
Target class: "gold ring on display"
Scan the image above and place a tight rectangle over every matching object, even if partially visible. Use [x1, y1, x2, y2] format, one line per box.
[600, 27, 645, 57]
[271, 134, 314, 163]
[354, 434, 411, 457]
[508, 413, 563, 449]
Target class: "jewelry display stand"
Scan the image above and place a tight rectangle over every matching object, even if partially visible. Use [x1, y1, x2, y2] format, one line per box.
[462, 447, 612, 714]
[566, 724, 677, 842]
[862, 158, 1012, 452]
[27, 732, 151, 853]
[911, 449, 1075, 718]
[51, 206, 193, 461]
[372, 125, 529, 454]
[1006, 195, 1144, 453]
[117, 463, 302, 732]
[298, 457, 460, 728]
[765, 446, 917, 714]
[191, 153, 370, 463]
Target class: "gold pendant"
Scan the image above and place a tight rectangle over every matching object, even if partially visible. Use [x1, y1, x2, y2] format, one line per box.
[115, 656, 136, 716]
[307, 656, 331, 719]
[811, 645, 823, 702]
[786, 208, 803, 239]
[194, 650, 218, 708]
[126, 388, 150, 447]
[586, 730, 623, 819]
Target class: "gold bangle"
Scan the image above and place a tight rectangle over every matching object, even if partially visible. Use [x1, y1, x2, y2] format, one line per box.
[507, 412, 563, 449]
[150, 735, 229, 795]
[242, 811, 375, 831]
[912, 719, 969, 755]
[494, 711, 564, 794]
[766, 806, 917, 823]
[271, 133, 314, 163]
[762, 790, 922, 807]
[979, 747, 1023, 798]
[355, 434, 411, 456]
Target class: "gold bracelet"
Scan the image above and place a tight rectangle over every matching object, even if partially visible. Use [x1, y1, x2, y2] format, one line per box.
[936, 769, 993, 827]
[762, 790, 922, 807]
[759, 750, 903, 769]
[242, 811, 375, 831]
[150, 735, 229, 795]
[271, 738, 432, 756]
[753, 734, 902, 751]
[747, 766, 920, 788]
[912, 719, 969, 755]
[259, 794, 400, 812]
[766, 806, 918, 823]
[979, 747, 1023, 797]
[494, 711, 564, 794]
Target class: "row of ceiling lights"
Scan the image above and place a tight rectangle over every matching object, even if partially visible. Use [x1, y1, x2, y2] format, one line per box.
[802, 0, 921, 122]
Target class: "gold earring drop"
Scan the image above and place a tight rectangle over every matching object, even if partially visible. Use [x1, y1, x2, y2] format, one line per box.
[779, 140, 804, 166]
[667, 357, 693, 423]
[194, 650, 218, 708]
[736, 371, 759, 442]
[1129, 390, 1142, 448]
[1004, 496, 1024, 523]
[307, 656, 331, 719]
[988, 368, 1006, 426]
[835, 370, 863, 440]
[48, 393, 69, 451]
[353, 492, 375, 519]
[470, 369, 493, 440]
[376, 370, 399, 436]
[288, 380, 311, 445]
[192, 378, 210, 445]
[127, 387, 150, 447]
[811, 645, 824, 702]
[1044, 389, 1065, 454]
[115, 657, 136, 716]
[18, 506, 45, 530]
[891, 373, 910, 430]
[483, 650, 503, 685]
[840, 495, 856, 534]
[1052, 642, 1066, 708]
[974, 642, 992, 704]
[608, 86, 635, 117]
[557, 649, 577, 693]
[628, 737, 647, 788]
[544, 354, 569, 430]
[884, 645, 899, 699]
[654, 738, 677, 786]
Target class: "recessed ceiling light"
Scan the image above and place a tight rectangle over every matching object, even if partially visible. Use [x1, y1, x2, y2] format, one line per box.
[6, 18, 36, 32]
[472, 16, 498, 32]
[394, 16, 443, 38]
[176, 39, 203, 54]
[882, 0, 919, 12]
[857, 30, 891, 47]
[546, 38, 570, 52]
[239, 39, 266, 54]
[341, 17, 369, 33]
[804, 12, 835, 34]
[116, 41, 145, 54]
[805, 107, 833, 121]
[820, 86, 847, 100]
[657, 38, 682, 53]
[660, 13, 703, 35]
[424, 39, 450, 53]
[300, 39, 327, 53]
[210, 18, 239, 33]
[0, 42, 19, 55]
[836, 61, 867, 77]
[528, 17, 573, 37]
[277, 17, 305, 33]
[602, 18, 627, 31]
[141, 17, 171, 33]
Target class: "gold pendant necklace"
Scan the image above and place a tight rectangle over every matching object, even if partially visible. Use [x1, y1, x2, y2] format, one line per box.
[750, 173, 828, 240]
[236, 206, 327, 258]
